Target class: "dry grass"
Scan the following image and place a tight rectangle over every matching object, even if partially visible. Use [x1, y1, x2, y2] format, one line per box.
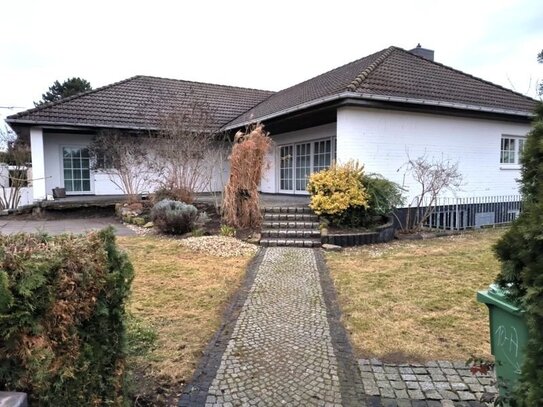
[326, 229, 505, 363]
[117, 235, 251, 403]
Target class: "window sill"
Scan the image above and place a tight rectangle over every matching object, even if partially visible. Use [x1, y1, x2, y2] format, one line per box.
[500, 165, 521, 170]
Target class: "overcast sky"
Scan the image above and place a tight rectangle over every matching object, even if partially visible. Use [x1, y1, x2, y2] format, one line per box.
[1, 0, 541, 120]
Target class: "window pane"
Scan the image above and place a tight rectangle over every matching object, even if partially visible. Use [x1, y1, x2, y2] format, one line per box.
[63, 159, 72, 169]
[64, 180, 73, 191]
[83, 180, 91, 191]
[74, 180, 82, 191]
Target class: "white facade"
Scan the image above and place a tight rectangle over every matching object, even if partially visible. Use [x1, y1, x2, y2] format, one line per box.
[336, 107, 530, 204]
[28, 107, 531, 206]
[33, 132, 229, 202]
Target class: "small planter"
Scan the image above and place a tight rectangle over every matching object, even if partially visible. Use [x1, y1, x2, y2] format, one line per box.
[321, 216, 395, 247]
[477, 285, 528, 399]
[52, 187, 66, 199]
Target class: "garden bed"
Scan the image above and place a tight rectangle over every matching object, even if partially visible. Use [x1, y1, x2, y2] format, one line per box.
[322, 217, 395, 247]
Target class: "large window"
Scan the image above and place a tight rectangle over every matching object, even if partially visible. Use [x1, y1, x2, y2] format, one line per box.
[500, 136, 525, 165]
[279, 137, 335, 193]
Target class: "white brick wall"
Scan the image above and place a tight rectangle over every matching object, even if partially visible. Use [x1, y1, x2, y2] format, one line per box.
[337, 107, 531, 205]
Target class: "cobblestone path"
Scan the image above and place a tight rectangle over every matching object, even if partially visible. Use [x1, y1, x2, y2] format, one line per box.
[180, 247, 365, 406]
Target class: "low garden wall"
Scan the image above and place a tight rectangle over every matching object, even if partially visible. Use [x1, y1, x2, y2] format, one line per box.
[322, 217, 395, 247]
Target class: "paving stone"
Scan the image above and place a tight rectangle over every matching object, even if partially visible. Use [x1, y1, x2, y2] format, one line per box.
[438, 361, 453, 368]
[457, 391, 476, 401]
[417, 374, 433, 382]
[387, 373, 401, 381]
[380, 387, 396, 398]
[420, 381, 436, 391]
[451, 382, 469, 391]
[468, 383, 484, 392]
[395, 389, 409, 399]
[413, 367, 428, 374]
[408, 389, 425, 400]
[391, 380, 407, 390]
[406, 381, 421, 390]
[424, 389, 443, 400]
[400, 367, 415, 374]
[441, 400, 455, 407]
[402, 374, 417, 381]
[438, 390, 459, 400]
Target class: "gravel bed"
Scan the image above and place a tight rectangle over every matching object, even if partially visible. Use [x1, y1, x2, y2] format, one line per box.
[178, 236, 258, 257]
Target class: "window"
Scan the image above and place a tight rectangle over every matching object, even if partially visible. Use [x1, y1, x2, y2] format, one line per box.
[500, 136, 525, 165]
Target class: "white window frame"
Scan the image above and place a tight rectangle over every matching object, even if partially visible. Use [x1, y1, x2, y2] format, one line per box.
[500, 135, 525, 169]
[276, 136, 336, 194]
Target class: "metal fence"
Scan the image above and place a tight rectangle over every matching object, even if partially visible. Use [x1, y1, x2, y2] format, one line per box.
[422, 195, 523, 230]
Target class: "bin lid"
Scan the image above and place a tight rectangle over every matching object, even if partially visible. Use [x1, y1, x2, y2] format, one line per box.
[477, 284, 524, 315]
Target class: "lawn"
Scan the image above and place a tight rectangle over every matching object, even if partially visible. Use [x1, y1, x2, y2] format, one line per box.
[326, 228, 505, 363]
[117, 235, 252, 406]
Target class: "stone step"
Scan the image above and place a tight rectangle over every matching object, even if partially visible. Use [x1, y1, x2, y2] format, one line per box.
[262, 206, 313, 214]
[261, 229, 321, 238]
[259, 238, 322, 248]
[263, 213, 319, 222]
[262, 221, 320, 230]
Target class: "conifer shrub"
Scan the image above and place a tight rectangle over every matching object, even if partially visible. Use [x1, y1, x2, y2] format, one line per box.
[0, 227, 134, 406]
[307, 161, 369, 225]
[150, 199, 198, 235]
[493, 102, 543, 405]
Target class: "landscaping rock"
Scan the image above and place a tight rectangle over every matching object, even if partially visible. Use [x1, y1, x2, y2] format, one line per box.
[143, 221, 154, 228]
[178, 236, 258, 257]
[322, 243, 342, 251]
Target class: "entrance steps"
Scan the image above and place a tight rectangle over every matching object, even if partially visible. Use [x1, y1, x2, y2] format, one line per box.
[259, 207, 321, 247]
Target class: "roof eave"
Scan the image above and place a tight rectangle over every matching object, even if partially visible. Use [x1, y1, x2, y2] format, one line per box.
[223, 92, 535, 130]
[5, 118, 160, 132]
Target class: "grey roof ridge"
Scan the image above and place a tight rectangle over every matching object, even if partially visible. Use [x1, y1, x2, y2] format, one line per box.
[135, 74, 275, 93]
[392, 47, 539, 104]
[6, 75, 142, 121]
[221, 47, 396, 129]
[346, 46, 397, 91]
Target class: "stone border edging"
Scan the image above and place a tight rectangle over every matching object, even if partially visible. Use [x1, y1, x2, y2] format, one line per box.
[322, 217, 395, 247]
[314, 249, 368, 406]
[178, 249, 265, 407]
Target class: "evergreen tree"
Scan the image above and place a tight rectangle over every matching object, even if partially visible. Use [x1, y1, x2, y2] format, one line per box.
[34, 77, 92, 106]
[494, 102, 543, 405]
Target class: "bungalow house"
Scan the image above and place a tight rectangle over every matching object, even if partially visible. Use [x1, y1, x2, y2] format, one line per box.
[6, 45, 537, 216]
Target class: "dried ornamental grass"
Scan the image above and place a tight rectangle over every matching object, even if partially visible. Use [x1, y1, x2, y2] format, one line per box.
[222, 123, 272, 229]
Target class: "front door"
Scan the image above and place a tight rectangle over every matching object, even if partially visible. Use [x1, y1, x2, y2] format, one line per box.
[62, 147, 93, 194]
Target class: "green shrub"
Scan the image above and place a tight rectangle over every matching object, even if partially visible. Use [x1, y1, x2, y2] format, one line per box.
[493, 102, 543, 405]
[219, 224, 236, 237]
[307, 161, 368, 218]
[0, 227, 134, 406]
[362, 174, 404, 217]
[150, 199, 198, 235]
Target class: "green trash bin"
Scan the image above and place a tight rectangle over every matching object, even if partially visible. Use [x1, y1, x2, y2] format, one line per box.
[477, 284, 528, 398]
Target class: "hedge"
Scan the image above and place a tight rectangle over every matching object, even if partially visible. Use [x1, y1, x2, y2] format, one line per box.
[0, 227, 134, 406]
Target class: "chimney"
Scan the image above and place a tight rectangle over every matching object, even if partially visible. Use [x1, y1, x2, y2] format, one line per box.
[408, 43, 434, 61]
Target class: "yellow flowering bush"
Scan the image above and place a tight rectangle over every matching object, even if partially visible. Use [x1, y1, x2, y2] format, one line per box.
[307, 161, 368, 216]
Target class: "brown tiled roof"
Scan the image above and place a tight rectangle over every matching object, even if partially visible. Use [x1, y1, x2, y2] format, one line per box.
[8, 47, 537, 132]
[7, 75, 274, 130]
[226, 46, 537, 127]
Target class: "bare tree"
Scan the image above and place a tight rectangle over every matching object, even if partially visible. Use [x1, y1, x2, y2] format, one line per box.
[155, 98, 218, 203]
[401, 154, 463, 232]
[88, 130, 160, 200]
[0, 124, 31, 209]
